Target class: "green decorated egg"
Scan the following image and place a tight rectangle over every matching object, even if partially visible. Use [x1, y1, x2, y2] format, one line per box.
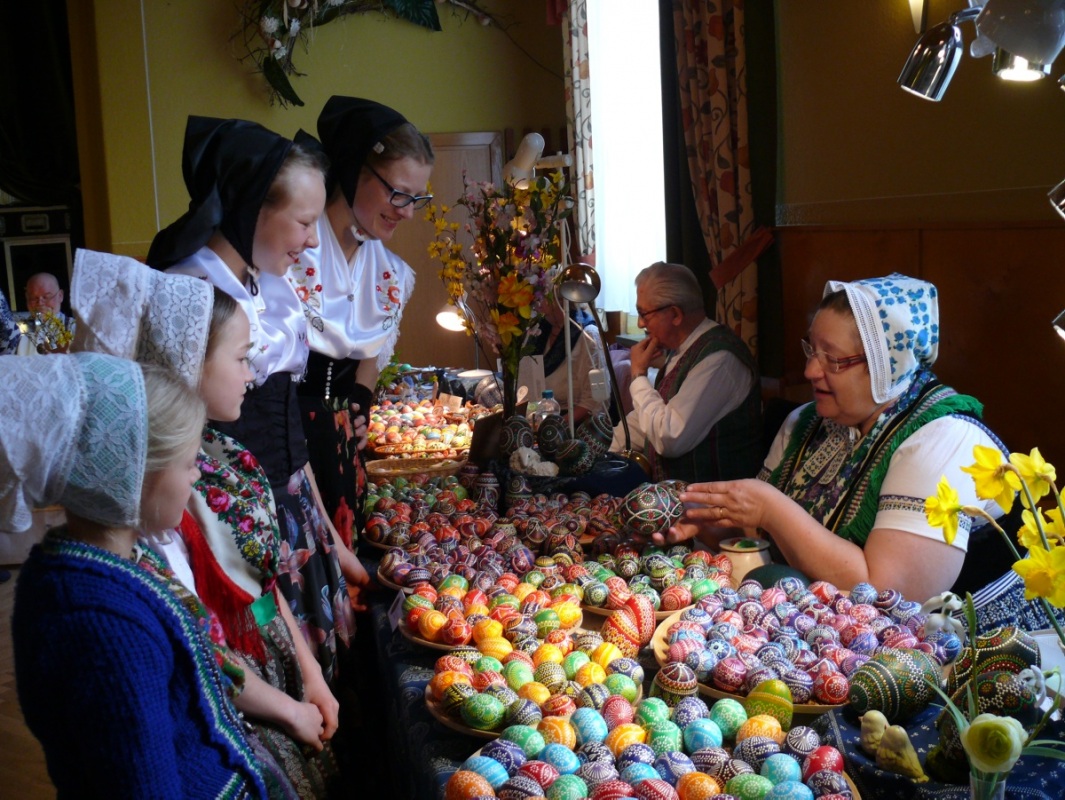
[726, 773, 775, 800]
[745, 679, 794, 731]
[460, 693, 506, 731]
[501, 723, 547, 759]
[709, 697, 749, 739]
[847, 648, 936, 722]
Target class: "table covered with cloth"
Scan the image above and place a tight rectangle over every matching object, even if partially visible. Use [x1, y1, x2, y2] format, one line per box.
[813, 704, 1065, 800]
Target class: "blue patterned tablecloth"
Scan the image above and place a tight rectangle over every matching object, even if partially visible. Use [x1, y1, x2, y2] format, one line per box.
[814, 705, 1065, 800]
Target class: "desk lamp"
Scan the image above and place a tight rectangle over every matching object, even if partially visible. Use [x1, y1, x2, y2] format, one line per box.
[559, 262, 651, 474]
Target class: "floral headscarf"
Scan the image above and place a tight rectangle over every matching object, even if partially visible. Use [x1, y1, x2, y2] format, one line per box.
[824, 273, 939, 403]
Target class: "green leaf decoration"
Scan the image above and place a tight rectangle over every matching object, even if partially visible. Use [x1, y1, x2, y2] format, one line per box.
[385, 0, 442, 31]
[262, 57, 305, 107]
[1020, 744, 1065, 761]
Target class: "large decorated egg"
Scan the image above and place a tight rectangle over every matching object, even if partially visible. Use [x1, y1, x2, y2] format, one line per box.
[847, 648, 937, 722]
[557, 438, 595, 476]
[619, 484, 684, 538]
[650, 662, 698, 707]
[576, 412, 614, 459]
[601, 610, 642, 659]
[537, 414, 570, 459]
[946, 625, 1041, 695]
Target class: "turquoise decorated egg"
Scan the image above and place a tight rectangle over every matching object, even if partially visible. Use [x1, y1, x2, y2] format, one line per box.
[461, 693, 506, 731]
[571, 708, 609, 746]
[745, 679, 794, 731]
[760, 753, 802, 785]
[541, 742, 582, 775]
[709, 697, 748, 739]
[501, 724, 547, 759]
[764, 780, 814, 800]
[462, 754, 510, 789]
[726, 772, 775, 800]
[546, 773, 588, 800]
[682, 717, 723, 753]
[620, 762, 659, 787]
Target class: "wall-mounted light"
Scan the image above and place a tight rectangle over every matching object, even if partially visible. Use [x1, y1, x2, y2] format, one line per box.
[909, 0, 929, 33]
[992, 48, 1052, 79]
[898, 7, 983, 101]
[502, 132, 574, 189]
[976, 0, 1065, 64]
[1053, 308, 1065, 340]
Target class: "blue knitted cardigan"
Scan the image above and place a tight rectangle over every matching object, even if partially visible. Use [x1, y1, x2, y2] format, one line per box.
[13, 532, 267, 799]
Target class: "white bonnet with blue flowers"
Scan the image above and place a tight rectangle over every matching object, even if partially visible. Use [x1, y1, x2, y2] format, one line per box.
[824, 273, 940, 404]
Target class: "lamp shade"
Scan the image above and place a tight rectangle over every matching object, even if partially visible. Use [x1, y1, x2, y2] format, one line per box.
[436, 306, 466, 332]
[558, 263, 602, 304]
[992, 47, 1052, 78]
[898, 19, 967, 100]
[976, 0, 1065, 64]
[503, 132, 545, 188]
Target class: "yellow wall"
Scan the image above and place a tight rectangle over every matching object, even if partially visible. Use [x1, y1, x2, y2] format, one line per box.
[77, 0, 565, 257]
[775, 0, 1065, 224]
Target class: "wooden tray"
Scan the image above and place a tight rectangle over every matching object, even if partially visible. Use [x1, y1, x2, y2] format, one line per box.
[376, 568, 411, 594]
[424, 685, 499, 740]
[650, 609, 845, 716]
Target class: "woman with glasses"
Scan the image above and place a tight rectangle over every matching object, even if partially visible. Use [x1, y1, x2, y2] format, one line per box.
[663, 274, 1053, 629]
[287, 96, 434, 552]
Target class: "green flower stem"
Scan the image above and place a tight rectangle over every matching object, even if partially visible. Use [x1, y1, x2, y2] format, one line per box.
[1008, 465, 1055, 552]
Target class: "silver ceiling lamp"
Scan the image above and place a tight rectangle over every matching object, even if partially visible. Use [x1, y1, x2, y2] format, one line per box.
[558, 263, 651, 475]
[976, 0, 1065, 64]
[898, 6, 983, 100]
[992, 47, 1053, 78]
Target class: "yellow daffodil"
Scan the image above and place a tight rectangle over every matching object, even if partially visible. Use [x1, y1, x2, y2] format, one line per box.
[961, 445, 1017, 513]
[1017, 509, 1048, 551]
[925, 476, 964, 545]
[490, 309, 522, 347]
[1009, 448, 1056, 506]
[497, 273, 534, 318]
[1044, 506, 1065, 544]
[1012, 542, 1065, 607]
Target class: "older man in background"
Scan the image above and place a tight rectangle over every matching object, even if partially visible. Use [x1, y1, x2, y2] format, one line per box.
[611, 261, 762, 483]
[16, 272, 73, 355]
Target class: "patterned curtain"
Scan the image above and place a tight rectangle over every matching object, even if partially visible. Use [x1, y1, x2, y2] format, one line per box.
[555, 0, 595, 259]
[672, 0, 760, 357]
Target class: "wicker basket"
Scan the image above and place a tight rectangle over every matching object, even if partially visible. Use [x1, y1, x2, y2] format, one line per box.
[366, 457, 466, 484]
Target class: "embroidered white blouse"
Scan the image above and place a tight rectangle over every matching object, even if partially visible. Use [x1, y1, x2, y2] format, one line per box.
[286, 217, 415, 370]
[168, 246, 309, 385]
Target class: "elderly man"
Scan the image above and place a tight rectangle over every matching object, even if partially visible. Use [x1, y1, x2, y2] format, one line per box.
[17, 272, 73, 355]
[611, 261, 762, 483]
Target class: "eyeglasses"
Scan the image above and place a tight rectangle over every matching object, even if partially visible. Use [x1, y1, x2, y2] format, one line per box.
[801, 338, 867, 373]
[636, 304, 674, 322]
[366, 165, 433, 210]
[26, 290, 59, 306]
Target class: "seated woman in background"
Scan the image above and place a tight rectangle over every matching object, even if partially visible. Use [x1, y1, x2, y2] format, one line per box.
[5, 354, 266, 797]
[664, 273, 1055, 631]
[531, 289, 608, 426]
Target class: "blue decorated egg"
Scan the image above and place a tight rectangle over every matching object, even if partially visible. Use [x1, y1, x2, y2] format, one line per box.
[781, 726, 820, 761]
[571, 708, 609, 746]
[653, 750, 695, 784]
[462, 755, 511, 789]
[682, 717, 723, 753]
[541, 742, 582, 775]
[764, 780, 815, 800]
[760, 753, 802, 785]
[482, 737, 529, 774]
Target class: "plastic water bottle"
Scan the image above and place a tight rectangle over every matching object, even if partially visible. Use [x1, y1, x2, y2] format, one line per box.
[533, 389, 560, 431]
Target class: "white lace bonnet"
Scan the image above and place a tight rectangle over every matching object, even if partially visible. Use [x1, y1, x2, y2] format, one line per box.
[0, 352, 147, 532]
[70, 248, 213, 387]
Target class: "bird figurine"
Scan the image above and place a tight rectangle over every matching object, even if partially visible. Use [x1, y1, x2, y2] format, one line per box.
[859, 709, 889, 756]
[876, 725, 929, 783]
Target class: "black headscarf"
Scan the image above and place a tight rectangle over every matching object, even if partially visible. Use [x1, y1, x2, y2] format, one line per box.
[147, 116, 293, 269]
[316, 96, 408, 206]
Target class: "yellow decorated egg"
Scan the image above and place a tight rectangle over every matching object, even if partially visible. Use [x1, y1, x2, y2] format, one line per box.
[473, 618, 504, 644]
[590, 641, 624, 669]
[601, 610, 642, 660]
[574, 661, 607, 688]
[745, 678, 794, 731]
[552, 601, 583, 629]
[605, 722, 647, 757]
[736, 713, 785, 745]
[478, 636, 514, 662]
[538, 715, 577, 748]
[519, 681, 552, 706]
[533, 643, 565, 668]
[417, 609, 450, 642]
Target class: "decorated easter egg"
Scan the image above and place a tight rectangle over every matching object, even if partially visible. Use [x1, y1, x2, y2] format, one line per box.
[507, 697, 545, 728]
[651, 662, 699, 707]
[576, 412, 614, 459]
[483, 736, 530, 774]
[463, 754, 511, 789]
[760, 753, 802, 785]
[462, 693, 507, 731]
[682, 717, 723, 753]
[605, 722, 647, 757]
[847, 649, 936, 722]
[632, 777, 682, 800]
[712, 656, 749, 694]
[725, 773, 774, 800]
[603, 673, 639, 703]
[537, 414, 570, 459]
[601, 610, 642, 659]
[616, 741, 656, 772]
[733, 734, 781, 772]
[445, 769, 495, 800]
[801, 746, 844, 782]
[557, 438, 595, 476]
[502, 724, 547, 760]
[498, 772, 547, 798]
[502, 415, 536, 457]
[571, 707, 609, 746]
[745, 679, 794, 731]
[608, 657, 645, 686]
[708, 697, 748, 739]
[781, 726, 821, 761]
[804, 769, 849, 797]
[541, 742, 582, 775]
[546, 773, 588, 800]
[539, 715, 578, 749]
[592, 779, 640, 800]
[947, 625, 1041, 695]
[635, 697, 672, 728]
[654, 750, 696, 784]
[737, 715, 784, 745]
[645, 719, 684, 756]
[619, 484, 684, 538]
[670, 696, 709, 728]
[763, 781, 814, 800]
[601, 694, 635, 729]
[935, 668, 1043, 762]
[675, 771, 723, 800]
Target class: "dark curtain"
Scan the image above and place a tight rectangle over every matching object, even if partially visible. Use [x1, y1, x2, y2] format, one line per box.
[0, 0, 81, 212]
